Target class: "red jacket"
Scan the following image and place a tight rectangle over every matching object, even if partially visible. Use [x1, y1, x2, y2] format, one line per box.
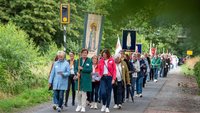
[99, 57, 116, 80]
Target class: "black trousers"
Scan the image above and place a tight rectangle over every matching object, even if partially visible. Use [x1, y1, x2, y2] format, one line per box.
[113, 81, 123, 105]
[65, 74, 76, 105]
[90, 82, 100, 102]
[143, 73, 147, 87]
[150, 68, 154, 80]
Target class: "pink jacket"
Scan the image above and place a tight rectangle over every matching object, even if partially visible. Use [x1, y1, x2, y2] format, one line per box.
[99, 57, 116, 80]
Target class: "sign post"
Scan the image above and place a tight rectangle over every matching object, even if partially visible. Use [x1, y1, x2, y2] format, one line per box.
[187, 50, 193, 56]
[60, 4, 70, 52]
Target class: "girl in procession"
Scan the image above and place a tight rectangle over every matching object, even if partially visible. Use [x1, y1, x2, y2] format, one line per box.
[90, 55, 101, 109]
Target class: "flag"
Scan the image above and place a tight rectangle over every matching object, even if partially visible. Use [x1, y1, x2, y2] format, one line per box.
[115, 37, 122, 55]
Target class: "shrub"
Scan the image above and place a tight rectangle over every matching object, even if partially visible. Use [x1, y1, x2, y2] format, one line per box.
[194, 61, 200, 88]
[0, 23, 41, 95]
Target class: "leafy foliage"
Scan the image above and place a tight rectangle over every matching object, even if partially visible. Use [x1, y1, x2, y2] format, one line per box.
[0, 23, 44, 95]
[194, 61, 200, 88]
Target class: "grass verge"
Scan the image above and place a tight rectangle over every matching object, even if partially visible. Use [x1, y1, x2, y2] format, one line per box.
[0, 87, 52, 113]
[181, 64, 194, 76]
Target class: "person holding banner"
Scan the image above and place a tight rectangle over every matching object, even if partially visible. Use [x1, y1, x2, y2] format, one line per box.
[129, 53, 140, 99]
[99, 49, 116, 113]
[136, 53, 146, 97]
[74, 49, 92, 112]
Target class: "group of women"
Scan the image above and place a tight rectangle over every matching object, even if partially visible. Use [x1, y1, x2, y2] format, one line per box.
[48, 49, 168, 113]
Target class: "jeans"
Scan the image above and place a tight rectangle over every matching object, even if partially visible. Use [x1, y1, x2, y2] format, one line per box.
[53, 91, 58, 104]
[65, 74, 76, 105]
[53, 90, 65, 108]
[91, 82, 100, 102]
[131, 77, 137, 96]
[100, 76, 112, 108]
[136, 72, 143, 94]
[146, 72, 150, 81]
[154, 68, 159, 80]
[113, 81, 123, 105]
[159, 67, 164, 77]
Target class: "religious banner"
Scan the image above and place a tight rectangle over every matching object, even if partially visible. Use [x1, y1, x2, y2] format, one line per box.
[82, 13, 104, 57]
[136, 43, 142, 53]
[122, 30, 136, 51]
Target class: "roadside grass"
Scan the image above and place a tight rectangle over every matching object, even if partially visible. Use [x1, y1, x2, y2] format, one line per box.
[181, 57, 200, 77]
[0, 87, 52, 113]
[181, 64, 194, 76]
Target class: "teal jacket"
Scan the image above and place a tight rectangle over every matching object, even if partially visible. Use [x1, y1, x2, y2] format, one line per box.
[151, 57, 161, 69]
[75, 57, 92, 92]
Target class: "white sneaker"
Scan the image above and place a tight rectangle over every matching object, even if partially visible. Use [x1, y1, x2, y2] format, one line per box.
[81, 107, 85, 112]
[135, 94, 139, 97]
[90, 102, 94, 109]
[139, 94, 143, 97]
[52, 104, 57, 110]
[113, 104, 119, 109]
[126, 98, 129, 102]
[75, 105, 82, 112]
[101, 105, 106, 112]
[105, 108, 110, 113]
[118, 104, 122, 109]
[94, 102, 98, 109]
[57, 107, 61, 112]
[154, 79, 158, 82]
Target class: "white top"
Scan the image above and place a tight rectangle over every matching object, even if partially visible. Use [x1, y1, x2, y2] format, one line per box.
[70, 65, 75, 74]
[116, 63, 122, 81]
[132, 60, 140, 78]
[103, 59, 109, 75]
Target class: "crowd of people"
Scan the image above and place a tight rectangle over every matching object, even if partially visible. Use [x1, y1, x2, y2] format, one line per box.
[48, 49, 178, 113]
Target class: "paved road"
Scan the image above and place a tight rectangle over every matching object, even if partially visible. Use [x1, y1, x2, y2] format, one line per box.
[19, 68, 195, 113]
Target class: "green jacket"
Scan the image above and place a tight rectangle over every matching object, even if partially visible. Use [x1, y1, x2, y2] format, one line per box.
[75, 57, 92, 92]
[151, 57, 161, 69]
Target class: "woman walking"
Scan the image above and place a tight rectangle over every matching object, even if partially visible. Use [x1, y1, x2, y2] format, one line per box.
[99, 49, 116, 113]
[48, 51, 70, 112]
[90, 55, 101, 109]
[74, 49, 92, 112]
[65, 52, 77, 107]
[113, 54, 130, 109]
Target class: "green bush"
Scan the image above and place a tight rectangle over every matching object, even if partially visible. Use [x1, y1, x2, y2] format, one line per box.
[0, 23, 42, 95]
[194, 61, 200, 88]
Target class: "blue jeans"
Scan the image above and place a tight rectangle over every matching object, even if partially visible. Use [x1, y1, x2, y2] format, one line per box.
[146, 72, 150, 81]
[53, 90, 65, 108]
[159, 67, 164, 77]
[136, 73, 143, 94]
[131, 77, 137, 96]
[53, 92, 58, 104]
[100, 76, 112, 108]
[154, 68, 159, 80]
[91, 82, 100, 102]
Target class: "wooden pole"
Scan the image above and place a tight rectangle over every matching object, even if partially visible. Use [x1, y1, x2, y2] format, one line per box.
[77, 53, 81, 92]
